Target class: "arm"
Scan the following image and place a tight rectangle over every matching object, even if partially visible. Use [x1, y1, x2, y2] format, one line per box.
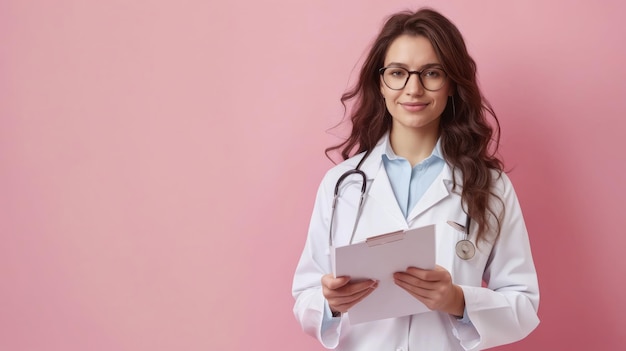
[292, 180, 338, 347]
[453, 173, 540, 350]
[292, 174, 370, 348]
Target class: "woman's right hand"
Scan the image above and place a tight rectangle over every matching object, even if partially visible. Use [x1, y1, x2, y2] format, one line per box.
[321, 274, 378, 314]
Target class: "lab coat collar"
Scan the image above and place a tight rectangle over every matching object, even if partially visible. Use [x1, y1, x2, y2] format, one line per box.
[356, 133, 458, 225]
[356, 136, 386, 180]
[382, 134, 444, 162]
[406, 163, 456, 223]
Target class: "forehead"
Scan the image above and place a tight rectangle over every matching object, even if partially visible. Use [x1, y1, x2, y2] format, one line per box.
[384, 34, 440, 67]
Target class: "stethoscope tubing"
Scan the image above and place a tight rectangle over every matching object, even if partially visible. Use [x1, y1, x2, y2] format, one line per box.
[329, 168, 367, 247]
[328, 152, 370, 247]
[327, 151, 476, 259]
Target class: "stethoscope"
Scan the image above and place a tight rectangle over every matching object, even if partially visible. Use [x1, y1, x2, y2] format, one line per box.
[328, 152, 369, 248]
[446, 216, 476, 260]
[327, 151, 476, 260]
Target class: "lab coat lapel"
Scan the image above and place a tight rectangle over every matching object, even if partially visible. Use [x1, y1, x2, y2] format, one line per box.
[348, 139, 407, 242]
[406, 163, 455, 223]
[365, 163, 407, 226]
[357, 136, 405, 226]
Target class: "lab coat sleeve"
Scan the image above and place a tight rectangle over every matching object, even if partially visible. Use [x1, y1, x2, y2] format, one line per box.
[292, 173, 343, 349]
[450, 173, 540, 350]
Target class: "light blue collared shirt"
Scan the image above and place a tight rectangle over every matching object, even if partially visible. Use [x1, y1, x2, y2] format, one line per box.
[382, 138, 445, 218]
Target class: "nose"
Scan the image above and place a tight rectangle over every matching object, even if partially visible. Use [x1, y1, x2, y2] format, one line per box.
[404, 73, 424, 95]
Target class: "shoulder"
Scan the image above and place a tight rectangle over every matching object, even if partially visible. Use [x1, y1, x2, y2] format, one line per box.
[452, 168, 518, 203]
[490, 169, 517, 198]
[322, 151, 369, 183]
[319, 134, 387, 186]
[311, 152, 370, 202]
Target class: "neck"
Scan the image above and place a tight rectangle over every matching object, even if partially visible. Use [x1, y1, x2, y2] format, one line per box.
[389, 126, 439, 167]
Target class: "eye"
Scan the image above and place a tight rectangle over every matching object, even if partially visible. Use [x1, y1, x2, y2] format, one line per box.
[387, 68, 408, 78]
[422, 69, 442, 78]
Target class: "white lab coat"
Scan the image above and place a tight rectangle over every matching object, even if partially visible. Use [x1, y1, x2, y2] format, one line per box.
[292, 136, 539, 351]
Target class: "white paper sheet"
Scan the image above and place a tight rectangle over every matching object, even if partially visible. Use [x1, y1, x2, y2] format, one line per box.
[331, 225, 436, 324]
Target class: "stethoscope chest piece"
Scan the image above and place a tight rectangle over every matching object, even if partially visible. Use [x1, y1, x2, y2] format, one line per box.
[455, 239, 475, 260]
[447, 219, 476, 260]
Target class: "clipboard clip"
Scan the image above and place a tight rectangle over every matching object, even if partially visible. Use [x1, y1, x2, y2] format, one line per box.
[365, 230, 405, 247]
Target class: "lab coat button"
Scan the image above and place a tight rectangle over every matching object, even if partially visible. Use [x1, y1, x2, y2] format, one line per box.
[395, 348, 404, 351]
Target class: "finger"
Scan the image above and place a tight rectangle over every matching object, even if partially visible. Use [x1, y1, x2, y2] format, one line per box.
[323, 279, 377, 299]
[394, 278, 432, 296]
[395, 276, 458, 312]
[321, 274, 351, 290]
[404, 267, 435, 281]
[394, 280, 431, 308]
[328, 286, 372, 308]
[394, 279, 444, 310]
[405, 266, 450, 282]
[330, 282, 378, 313]
[393, 272, 437, 290]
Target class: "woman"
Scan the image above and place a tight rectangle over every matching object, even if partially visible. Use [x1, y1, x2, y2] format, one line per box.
[292, 8, 539, 351]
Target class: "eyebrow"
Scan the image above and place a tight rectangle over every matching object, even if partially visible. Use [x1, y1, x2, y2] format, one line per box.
[384, 62, 443, 70]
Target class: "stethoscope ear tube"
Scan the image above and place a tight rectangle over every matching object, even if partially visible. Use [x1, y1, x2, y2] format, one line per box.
[329, 151, 371, 248]
[334, 169, 367, 198]
[329, 169, 367, 247]
[329, 194, 339, 247]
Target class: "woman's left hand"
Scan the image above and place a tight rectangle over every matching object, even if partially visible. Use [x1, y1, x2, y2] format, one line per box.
[393, 265, 465, 317]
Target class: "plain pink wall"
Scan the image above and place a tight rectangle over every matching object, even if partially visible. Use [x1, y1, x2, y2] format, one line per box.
[2, 0, 625, 350]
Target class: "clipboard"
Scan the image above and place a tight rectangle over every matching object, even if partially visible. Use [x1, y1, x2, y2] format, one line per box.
[330, 225, 436, 324]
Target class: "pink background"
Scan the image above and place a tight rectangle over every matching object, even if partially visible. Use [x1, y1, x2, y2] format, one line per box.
[2, 0, 625, 350]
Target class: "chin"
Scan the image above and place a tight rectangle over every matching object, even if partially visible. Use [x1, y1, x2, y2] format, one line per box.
[394, 116, 441, 131]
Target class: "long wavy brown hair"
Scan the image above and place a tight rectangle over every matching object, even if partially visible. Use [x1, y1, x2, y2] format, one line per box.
[326, 8, 504, 242]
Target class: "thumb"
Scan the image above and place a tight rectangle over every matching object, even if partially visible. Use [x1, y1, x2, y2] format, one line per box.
[321, 274, 351, 290]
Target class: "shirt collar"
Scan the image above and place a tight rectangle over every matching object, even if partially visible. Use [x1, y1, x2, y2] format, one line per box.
[382, 132, 443, 162]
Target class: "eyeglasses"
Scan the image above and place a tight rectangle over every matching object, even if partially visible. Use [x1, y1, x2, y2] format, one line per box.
[379, 66, 447, 91]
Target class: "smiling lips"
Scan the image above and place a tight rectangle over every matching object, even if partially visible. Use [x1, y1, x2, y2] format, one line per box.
[400, 101, 429, 112]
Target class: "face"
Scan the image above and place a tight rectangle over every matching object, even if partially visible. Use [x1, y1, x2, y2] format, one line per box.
[380, 34, 452, 135]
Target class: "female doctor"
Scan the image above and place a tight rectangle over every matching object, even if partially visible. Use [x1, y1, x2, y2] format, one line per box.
[292, 8, 540, 351]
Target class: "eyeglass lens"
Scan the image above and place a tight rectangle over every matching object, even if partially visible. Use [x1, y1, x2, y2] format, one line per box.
[381, 67, 446, 91]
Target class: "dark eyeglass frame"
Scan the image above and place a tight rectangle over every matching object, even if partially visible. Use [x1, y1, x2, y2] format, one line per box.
[378, 66, 448, 91]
